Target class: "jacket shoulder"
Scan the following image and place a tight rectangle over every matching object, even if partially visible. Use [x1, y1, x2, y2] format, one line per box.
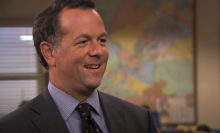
[98, 91, 149, 117]
[0, 91, 46, 132]
[98, 91, 158, 133]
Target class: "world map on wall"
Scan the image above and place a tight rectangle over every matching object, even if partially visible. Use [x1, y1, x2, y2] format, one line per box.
[96, 0, 195, 124]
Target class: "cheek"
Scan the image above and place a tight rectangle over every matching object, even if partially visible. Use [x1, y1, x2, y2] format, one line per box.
[103, 49, 109, 61]
[64, 50, 88, 68]
[72, 50, 87, 61]
[55, 50, 72, 67]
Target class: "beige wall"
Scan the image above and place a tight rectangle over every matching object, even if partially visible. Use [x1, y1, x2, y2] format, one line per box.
[0, 0, 54, 26]
[196, 0, 220, 129]
[0, 0, 219, 129]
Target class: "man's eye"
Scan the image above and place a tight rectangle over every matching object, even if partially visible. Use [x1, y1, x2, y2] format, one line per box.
[81, 40, 87, 43]
[100, 39, 106, 43]
[78, 40, 87, 44]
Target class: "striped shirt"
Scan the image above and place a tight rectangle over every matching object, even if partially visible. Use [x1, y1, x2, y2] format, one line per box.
[48, 81, 109, 133]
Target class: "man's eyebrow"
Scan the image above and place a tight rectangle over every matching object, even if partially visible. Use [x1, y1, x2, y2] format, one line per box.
[74, 34, 91, 40]
[98, 32, 107, 39]
[74, 32, 107, 40]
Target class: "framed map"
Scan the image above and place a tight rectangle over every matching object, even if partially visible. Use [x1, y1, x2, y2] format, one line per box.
[96, 0, 196, 124]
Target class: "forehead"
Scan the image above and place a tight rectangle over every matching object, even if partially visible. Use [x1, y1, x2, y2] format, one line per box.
[58, 8, 104, 33]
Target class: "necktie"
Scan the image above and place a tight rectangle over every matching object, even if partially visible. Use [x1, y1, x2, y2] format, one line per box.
[77, 103, 103, 133]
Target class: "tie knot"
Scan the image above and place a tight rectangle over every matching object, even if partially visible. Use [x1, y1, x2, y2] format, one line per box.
[77, 103, 92, 117]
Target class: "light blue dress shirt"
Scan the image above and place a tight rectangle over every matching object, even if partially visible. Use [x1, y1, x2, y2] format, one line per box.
[48, 81, 109, 133]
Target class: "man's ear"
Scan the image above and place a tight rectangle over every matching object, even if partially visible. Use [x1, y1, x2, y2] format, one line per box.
[40, 41, 56, 68]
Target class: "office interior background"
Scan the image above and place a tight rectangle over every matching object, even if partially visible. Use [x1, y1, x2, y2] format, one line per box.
[0, 0, 219, 130]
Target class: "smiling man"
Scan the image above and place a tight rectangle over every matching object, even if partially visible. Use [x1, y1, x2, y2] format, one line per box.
[45, 8, 109, 102]
[0, 0, 157, 133]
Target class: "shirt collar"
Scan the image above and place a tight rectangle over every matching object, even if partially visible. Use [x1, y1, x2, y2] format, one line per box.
[48, 81, 103, 121]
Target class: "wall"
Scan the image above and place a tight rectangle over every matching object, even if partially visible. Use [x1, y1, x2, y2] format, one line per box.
[0, 0, 219, 129]
[196, 0, 220, 129]
[0, 0, 54, 26]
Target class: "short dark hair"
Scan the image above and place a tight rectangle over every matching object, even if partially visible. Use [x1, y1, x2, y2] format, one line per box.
[33, 0, 96, 70]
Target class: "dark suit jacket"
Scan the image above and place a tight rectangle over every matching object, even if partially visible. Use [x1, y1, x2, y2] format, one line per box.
[0, 89, 157, 133]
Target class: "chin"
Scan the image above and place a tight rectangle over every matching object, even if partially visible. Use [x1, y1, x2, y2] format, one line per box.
[86, 82, 101, 91]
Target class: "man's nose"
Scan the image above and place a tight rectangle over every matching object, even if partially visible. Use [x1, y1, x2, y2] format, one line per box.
[88, 41, 103, 58]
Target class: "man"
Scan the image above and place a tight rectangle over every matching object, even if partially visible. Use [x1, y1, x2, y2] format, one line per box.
[0, 0, 157, 133]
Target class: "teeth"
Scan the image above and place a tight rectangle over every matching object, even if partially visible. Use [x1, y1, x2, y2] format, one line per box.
[85, 65, 100, 69]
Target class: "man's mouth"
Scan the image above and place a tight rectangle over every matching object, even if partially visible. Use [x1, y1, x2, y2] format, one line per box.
[84, 65, 100, 69]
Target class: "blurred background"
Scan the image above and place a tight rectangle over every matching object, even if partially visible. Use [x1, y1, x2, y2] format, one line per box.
[0, 0, 219, 132]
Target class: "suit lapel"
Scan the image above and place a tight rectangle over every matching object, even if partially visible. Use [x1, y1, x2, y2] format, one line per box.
[30, 89, 69, 133]
[98, 91, 127, 133]
[29, 89, 128, 133]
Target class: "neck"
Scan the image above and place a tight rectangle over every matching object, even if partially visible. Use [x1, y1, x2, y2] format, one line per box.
[49, 70, 94, 102]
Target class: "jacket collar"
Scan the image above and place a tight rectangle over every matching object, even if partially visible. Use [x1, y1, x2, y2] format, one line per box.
[30, 89, 69, 133]
[30, 89, 128, 133]
[98, 91, 127, 133]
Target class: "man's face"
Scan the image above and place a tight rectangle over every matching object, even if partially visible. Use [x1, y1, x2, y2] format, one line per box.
[52, 8, 108, 95]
